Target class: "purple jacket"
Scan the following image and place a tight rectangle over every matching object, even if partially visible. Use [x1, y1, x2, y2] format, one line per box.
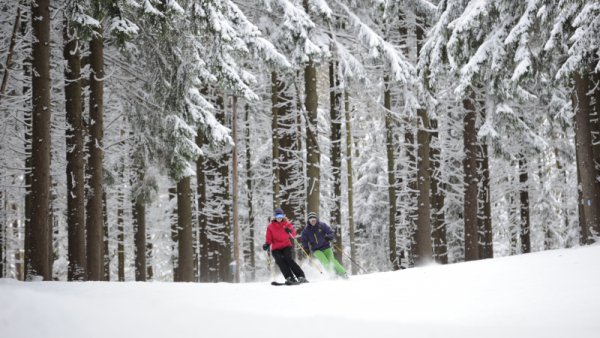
[301, 220, 334, 253]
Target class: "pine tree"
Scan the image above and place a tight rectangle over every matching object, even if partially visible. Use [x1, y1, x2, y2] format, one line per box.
[26, 0, 52, 280]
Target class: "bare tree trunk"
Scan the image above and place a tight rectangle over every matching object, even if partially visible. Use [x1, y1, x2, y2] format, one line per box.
[478, 139, 493, 258]
[27, 0, 52, 280]
[384, 75, 399, 270]
[64, 19, 86, 281]
[102, 192, 109, 280]
[573, 72, 600, 242]
[330, 59, 343, 263]
[146, 237, 153, 280]
[415, 105, 432, 265]
[591, 72, 600, 237]
[344, 91, 357, 274]
[231, 96, 241, 283]
[86, 27, 105, 281]
[430, 118, 447, 264]
[273, 73, 301, 220]
[271, 72, 281, 210]
[117, 188, 124, 281]
[216, 96, 232, 283]
[169, 187, 179, 281]
[463, 90, 479, 261]
[0, 195, 4, 278]
[519, 156, 531, 253]
[196, 131, 209, 282]
[305, 60, 320, 215]
[177, 177, 194, 282]
[133, 195, 146, 281]
[244, 104, 256, 280]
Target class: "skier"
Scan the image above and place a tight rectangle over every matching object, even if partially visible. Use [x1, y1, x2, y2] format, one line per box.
[263, 208, 308, 285]
[301, 212, 348, 279]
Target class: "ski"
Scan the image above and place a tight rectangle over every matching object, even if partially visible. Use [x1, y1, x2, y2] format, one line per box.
[270, 281, 300, 286]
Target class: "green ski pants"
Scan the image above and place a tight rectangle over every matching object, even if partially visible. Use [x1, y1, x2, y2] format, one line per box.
[313, 247, 347, 277]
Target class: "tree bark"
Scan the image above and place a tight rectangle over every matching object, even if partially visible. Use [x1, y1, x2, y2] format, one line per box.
[463, 90, 479, 261]
[133, 194, 146, 281]
[573, 72, 600, 243]
[271, 72, 281, 210]
[478, 139, 493, 258]
[273, 73, 301, 220]
[177, 177, 194, 282]
[384, 75, 399, 270]
[196, 131, 209, 282]
[64, 19, 86, 281]
[305, 60, 320, 215]
[231, 96, 240, 283]
[430, 119, 447, 264]
[244, 104, 256, 280]
[415, 106, 432, 265]
[519, 156, 531, 253]
[344, 91, 357, 274]
[27, 0, 52, 280]
[117, 188, 124, 281]
[330, 59, 343, 263]
[86, 28, 105, 281]
[414, 19, 432, 265]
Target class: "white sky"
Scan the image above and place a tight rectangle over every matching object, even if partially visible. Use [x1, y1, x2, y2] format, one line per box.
[1, 244, 599, 338]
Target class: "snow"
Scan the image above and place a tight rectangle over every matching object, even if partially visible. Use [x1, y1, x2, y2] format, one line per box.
[2, 245, 599, 338]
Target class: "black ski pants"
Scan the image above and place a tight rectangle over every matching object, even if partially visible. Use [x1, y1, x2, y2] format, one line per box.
[271, 246, 305, 280]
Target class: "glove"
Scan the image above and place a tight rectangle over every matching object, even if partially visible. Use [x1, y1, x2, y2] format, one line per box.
[324, 234, 334, 242]
[262, 243, 270, 251]
[284, 227, 292, 234]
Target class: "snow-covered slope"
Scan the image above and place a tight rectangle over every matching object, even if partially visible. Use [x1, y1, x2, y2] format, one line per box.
[2, 245, 599, 338]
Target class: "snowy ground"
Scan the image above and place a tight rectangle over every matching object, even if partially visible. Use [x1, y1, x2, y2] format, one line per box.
[1, 245, 599, 338]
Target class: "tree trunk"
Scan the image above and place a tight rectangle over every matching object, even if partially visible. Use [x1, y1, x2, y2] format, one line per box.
[169, 187, 180, 281]
[414, 20, 432, 265]
[273, 73, 302, 221]
[384, 75, 399, 270]
[177, 177, 194, 282]
[305, 60, 320, 215]
[415, 106, 432, 265]
[463, 91, 479, 261]
[231, 96, 241, 283]
[271, 72, 281, 210]
[591, 72, 600, 237]
[133, 196, 146, 281]
[86, 28, 105, 281]
[591, 72, 600, 176]
[330, 59, 343, 263]
[519, 156, 531, 253]
[64, 19, 86, 281]
[146, 236, 153, 280]
[573, 72, 600, 242]
[344, 91, 357, 274]
[27, 0, 52, 280]
[117, 188, 124, 281]
[430, 118, 447, 264]
[478, 139, 493, 258]
[244, 104, 256, 280]
[102, 192, 109, 281]
[196, 130, 209, 282]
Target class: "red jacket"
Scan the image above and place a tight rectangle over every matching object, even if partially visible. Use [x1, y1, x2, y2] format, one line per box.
[265, 218, 297, 251]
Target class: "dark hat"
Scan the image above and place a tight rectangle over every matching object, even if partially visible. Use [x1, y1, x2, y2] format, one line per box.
[307, 212, 318, 220]
[274, 208, 284, 218]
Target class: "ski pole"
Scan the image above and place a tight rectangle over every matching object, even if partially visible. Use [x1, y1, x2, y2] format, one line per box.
[290, 236, 323, 274]
[265, 250, 276, 281]
[333, 242, 368, 274]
